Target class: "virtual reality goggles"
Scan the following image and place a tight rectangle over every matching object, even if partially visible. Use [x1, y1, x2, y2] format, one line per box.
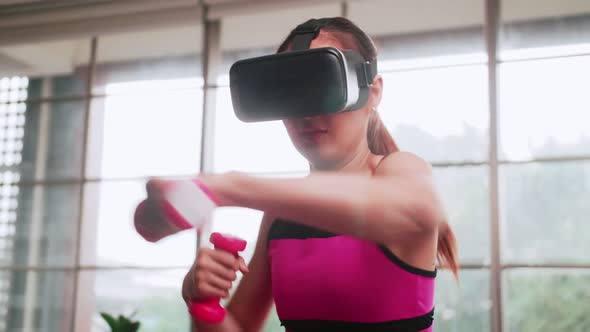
[229, 19, 378, 122]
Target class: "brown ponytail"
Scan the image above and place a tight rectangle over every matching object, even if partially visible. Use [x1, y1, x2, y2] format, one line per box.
[279, 17, 459, 278]
[367, 110, 399, 155]
[437, 221, 459, 279]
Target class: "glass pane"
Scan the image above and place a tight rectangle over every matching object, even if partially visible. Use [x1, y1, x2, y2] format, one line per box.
[1, 184, 80, 268]
[500, 1, 590, 60]
[213, 87, 308, 173]
[435, 269, 491, 332]
[0, 101, 26, 175]
[380, 65, 489, 163]
[501, 162, 590, 263]
[499, 56, 590, 160]
[19, 101, 86, 181]
[93, 25, 203, 94]
[75, 269, 189, 332]
[218, 2, 341, 84]
[81, 180, 196, 267]
[504, 268, 590, 332]
[350, 0, 485, 64]
[1, 100, 26, 186]
[0, 176, 18, 266]
[0, 76, 28, 106]
[0, 270, 74, 332]
[86, 87, 203, 179]
[433, 166, 490, 264]
[0, 39, 91, 100]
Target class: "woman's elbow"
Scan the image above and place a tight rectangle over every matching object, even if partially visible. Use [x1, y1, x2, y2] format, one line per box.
[408, 181, 445, 233]
[376, 177, 444, 236]
[413, 199, 443, 232]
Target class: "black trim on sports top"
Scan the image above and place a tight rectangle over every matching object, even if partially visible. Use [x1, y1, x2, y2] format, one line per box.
[267, 219, 437, 278]
[378, 246, 437, 278]
[280, 308, 435, 332]
[268, 219, 335, 242]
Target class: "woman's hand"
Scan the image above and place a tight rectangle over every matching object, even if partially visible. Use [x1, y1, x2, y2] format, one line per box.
[182, 247, 249, 304]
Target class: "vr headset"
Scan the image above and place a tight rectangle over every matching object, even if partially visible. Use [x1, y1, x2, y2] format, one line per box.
[229, 19, 378, 122]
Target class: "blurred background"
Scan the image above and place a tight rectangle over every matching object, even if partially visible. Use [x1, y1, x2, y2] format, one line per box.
[0, 0, 588, 331]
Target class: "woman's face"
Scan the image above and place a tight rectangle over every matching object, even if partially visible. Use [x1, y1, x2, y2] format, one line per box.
[282, 32, 382, 169]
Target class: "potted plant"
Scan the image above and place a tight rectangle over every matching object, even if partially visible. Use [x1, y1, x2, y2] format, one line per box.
[100, 312, 141, 332]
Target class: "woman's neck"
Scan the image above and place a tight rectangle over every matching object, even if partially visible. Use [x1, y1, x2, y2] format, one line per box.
[310, 148, 377, 175]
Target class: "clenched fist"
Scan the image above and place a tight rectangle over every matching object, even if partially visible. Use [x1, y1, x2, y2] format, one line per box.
[182, 247, 249, 304]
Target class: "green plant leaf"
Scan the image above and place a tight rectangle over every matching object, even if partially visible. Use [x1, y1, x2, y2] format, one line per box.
[117, 315, 130, 331]
[100, 312, 119, 331]
[99, 312, 141, 332]
[130, 321, 141, 332]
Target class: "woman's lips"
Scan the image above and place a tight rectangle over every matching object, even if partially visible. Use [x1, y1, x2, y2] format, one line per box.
[298, 129, 327, 142]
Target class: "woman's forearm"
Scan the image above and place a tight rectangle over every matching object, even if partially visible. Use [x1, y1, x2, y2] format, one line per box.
[202, 171, 440, 244]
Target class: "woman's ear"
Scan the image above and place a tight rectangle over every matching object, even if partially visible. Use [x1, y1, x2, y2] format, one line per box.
[370, 75, 383, 109]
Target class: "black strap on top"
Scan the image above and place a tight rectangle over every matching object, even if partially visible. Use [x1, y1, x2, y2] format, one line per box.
[291, 19, 322, 50]
[290, 18, 378, 87]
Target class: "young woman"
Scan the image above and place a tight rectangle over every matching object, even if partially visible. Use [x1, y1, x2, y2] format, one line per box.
[182, 17, 458, 332]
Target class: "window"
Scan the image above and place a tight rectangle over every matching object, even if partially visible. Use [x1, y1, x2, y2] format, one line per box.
[501, 161, 590, 264]
[499, 56, 590, 161]
[79, 24, 205, 331]
[1, 0, 588, 331]
[499, 2, 590, 332]
[76, 269, 188, 332]
[504, 269, 590, 331]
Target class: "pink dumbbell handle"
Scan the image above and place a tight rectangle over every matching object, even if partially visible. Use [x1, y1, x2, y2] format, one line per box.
[188, 232, 247, 324]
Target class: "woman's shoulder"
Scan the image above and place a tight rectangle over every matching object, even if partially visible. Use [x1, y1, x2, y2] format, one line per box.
[373, 151, 432, 177]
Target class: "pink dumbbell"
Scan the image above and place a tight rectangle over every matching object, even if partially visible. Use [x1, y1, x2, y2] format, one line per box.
[134, 179, 219, 242]
[133, 179, 247, 323]
[189, 232, 247, 323]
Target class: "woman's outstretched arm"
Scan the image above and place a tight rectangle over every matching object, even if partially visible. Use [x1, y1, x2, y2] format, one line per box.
[201, 152, 445, 246]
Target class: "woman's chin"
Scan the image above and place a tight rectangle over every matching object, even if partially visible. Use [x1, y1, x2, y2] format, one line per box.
[298, 146, 339, 169]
